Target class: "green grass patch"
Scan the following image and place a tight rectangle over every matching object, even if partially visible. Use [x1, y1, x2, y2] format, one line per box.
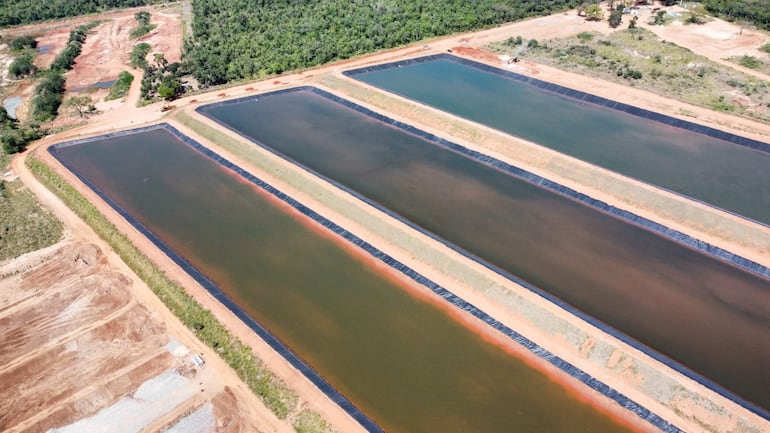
[293, 407, 332, 433]
[488, 28, 770, 123]
[106, 71, 134, 101]
[739, 55, 762, 69]
[0, 152, 9, 172]
[27, 153, 335, 432]
[0, 178, 62, 261]
[728, 54, 770, 76]
[576, 31, 593, 43]
[129, 23, 156, 39]
[761, 44, 770, 54]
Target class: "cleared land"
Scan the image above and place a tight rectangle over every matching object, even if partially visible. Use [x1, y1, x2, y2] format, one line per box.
[0, 240, 290, 433]
[0, 4, 181, 126]
[491, 27, 770, 122]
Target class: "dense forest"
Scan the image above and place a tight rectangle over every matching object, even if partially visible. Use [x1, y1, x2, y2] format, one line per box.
[0, 0, 153, 27]
[185, 0, 581, 86]
[701, 0, 770, 30]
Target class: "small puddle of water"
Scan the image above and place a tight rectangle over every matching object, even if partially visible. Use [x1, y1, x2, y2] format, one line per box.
[2, 96, 22, 119]
[71, 80, 117, 93]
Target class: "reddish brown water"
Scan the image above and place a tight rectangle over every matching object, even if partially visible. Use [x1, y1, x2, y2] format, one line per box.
[53, 128, 646, 433]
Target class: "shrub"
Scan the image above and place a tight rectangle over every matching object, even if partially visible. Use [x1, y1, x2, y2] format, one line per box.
[130, 43, 152, 68]
[761, 44, 770, 54]
[577, 31, 593, 42]
[505, 35, 523, 46]
[739, 55, 762, 69]
[711, 95, 736, 112]
[32, 73, 66, 121]
[527, 38, 539, 48]
[685, 13, 706, 25]
[653, 10, 667, 25]
[609, 9, 623, 28]
[9, 54, 37, 78]
[10, 35, 37, 51]
[130, 11, 156, 39]
[106, 71, 135, 100]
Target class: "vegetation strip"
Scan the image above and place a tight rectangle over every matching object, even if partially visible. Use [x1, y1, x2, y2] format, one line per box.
[106, 71, 134, 101]
[49, 123, 682, 433]
[0, 0, 154, 26]
[0, 178, 62, 261]
[198, 85, 770, 421]
[26, 152, 334, 433]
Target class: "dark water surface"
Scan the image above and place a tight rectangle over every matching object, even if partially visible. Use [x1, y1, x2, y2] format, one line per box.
[199, 89, 770, 411]
[54, 129, 642, 433]
[351, 58, 770, 226]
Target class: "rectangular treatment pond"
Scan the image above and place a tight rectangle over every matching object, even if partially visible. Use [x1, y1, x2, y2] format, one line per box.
[49, 125, 660, 433]
[197, 88, 770, 416]
[346, 54, 770, 227]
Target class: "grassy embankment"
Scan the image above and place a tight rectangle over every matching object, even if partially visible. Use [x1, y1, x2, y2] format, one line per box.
[488, 28, 770, 123]
[0, 171, 62, 260]
[105, 71, 135, 101]
[26, 153, 332, 433]
[727, 50, 770, 76]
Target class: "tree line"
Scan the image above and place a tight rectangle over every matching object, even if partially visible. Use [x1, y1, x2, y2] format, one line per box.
[0, 0, 155, 27]
[701, 0, 770, 30]
[184, 0, 582, 87]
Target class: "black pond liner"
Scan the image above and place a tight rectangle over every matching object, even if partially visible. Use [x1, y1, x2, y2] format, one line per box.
[197, 86, 770, 422]
[343, 53, 770, 229]
[49, 123, 684, 433]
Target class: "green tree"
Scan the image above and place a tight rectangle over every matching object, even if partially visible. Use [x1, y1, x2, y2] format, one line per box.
[135, 10, 151, 26]
[32, 73, 66, 122]
[153, 52, 168, 70]
[130, 43, 152, 68]
[63, 96, 96, 117]
[585, 4, 603, 21]
[130, 10, 156, 39]
[10, 35, 37, 51]
[184, 0, 584, 86]
[157, 79, 180, 101]
[0, 106, 12, 126]
[609, 9, 623, 27]
[8, 55, 37, 78]
[0, 1, 149, 27]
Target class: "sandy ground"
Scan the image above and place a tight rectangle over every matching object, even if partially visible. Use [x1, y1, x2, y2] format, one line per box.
[6, 6, 770, 433]
[0, 239, 294, 433]
[0, 5, 181, 124]
[63, 6, 182, 92]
